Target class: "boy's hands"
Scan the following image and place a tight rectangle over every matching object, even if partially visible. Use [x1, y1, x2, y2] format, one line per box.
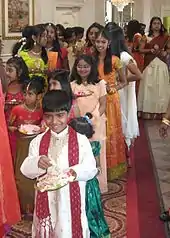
[38, 155, 52, 170]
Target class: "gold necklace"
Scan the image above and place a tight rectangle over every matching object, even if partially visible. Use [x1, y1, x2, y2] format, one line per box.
[24, 103, 37, 112]
[30, 50, 42, 56]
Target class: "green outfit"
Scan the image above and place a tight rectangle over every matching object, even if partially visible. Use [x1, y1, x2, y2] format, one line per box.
[19, 50, 48, 83]
[86, 141, 111, 238]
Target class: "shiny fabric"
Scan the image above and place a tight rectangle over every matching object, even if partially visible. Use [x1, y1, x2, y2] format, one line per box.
[86, 141, 110, 238]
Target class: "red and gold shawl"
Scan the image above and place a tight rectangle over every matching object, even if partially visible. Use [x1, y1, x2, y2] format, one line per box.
[36, 127, 83, 238]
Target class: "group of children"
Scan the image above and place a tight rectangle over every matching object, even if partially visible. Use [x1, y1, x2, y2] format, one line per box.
[0, 18, 150, 237]
[2, 54, 111, 237]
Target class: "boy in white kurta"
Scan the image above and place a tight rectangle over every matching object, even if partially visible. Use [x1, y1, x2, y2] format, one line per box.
[21, 90, 97, 238]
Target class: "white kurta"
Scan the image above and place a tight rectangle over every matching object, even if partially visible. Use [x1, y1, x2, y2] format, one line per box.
[119, 51, 139, 148]
[21, 127, 97, 238]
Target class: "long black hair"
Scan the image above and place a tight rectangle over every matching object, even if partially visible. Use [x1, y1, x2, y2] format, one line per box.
[105, 23, 129, 58]
[12, 24, 48, 64]
[70, 54, 99, 85]
[69, 112, 94, 138]
[148, 17, 167, 37]
[95, 28, 112, 75]
[127, 20, 141, 42]
[48, 69, 73, 107]
[85, 22, 104, 47]
[22, 75, 45, 95]
[6, 56, 29, 83]
[45, 23, 62, 60]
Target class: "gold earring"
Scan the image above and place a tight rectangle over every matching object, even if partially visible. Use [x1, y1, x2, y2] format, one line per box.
[34, 41, 36, 46]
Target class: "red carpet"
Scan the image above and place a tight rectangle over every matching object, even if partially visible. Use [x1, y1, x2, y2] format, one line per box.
[127, 120, 167, 238]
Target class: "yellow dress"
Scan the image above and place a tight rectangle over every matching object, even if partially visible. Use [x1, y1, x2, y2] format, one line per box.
[98, 56, 126, 180]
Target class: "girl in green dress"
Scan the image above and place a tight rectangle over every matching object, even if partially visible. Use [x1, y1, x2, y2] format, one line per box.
[69, 113, 110, 238]
[12, 24, 48, 80]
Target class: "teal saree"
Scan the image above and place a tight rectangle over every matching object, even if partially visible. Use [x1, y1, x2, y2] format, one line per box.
[86, 141, 111, 238]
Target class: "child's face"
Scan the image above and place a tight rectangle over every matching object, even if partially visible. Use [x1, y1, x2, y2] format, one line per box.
[6, 64, 18, 82]
[46, 26, 56, 43]
[49, 79, 62, 91]
[43, 111, 68, 133]
[76, 59, 91, 79]
[24, 90, 37, 106]
[35, 30, 48, 47]
[95, 35, 109, 53]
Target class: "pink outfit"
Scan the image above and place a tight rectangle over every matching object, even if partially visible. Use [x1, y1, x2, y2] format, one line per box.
[71, 80, 108, 193]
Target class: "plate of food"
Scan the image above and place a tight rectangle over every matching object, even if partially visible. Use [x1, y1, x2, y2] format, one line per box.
[35, 171, 75, 192]
[19, 124, 40, 135]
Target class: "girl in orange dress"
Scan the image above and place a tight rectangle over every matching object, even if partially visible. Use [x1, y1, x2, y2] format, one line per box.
[95, 29, 127, 180]
[8, 76, 44, 218]
[0, 80, 21, 237]
[70, 54, 108, 193]
[5, 56, 29, 160]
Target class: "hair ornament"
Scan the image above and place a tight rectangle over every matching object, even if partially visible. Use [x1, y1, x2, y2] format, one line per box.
[49, 23, 52, 26]
[83, 115, 92, 125]
[26, 81, 31, 92]
[19, 37, 26, 43]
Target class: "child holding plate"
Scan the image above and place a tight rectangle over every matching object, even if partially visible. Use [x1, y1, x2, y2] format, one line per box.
[21, 90, 97, 238]
[8, 76, 45, 218]
[5, 56, 29, 160]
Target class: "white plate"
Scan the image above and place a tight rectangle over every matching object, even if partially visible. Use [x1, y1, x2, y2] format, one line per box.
[19, 124, 40, 135]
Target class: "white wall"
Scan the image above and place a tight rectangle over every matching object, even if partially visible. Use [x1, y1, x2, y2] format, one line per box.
[134, 0, 170, 30]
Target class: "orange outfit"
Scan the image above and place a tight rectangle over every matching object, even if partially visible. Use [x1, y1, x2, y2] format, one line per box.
[98, 56, 126, 180]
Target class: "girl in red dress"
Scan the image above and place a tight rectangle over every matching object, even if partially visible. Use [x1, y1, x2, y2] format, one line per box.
[8, 76, 44, 218]
[5, 56, 29, 160]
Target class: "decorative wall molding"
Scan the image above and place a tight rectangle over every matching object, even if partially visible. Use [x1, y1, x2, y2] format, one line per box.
[161, 4, 170, 19]
[56, 0, 86, 8]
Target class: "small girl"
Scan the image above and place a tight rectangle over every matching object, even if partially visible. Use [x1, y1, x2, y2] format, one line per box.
[5, 56, 29, 160]
[8, 76, 45, 218]
[12, 24, 48, 80]
[45, 23, 69, 71]
[69, 113, 111, 238]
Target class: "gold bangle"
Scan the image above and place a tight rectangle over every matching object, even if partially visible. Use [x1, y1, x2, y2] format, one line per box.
[162, 118, 170, 126]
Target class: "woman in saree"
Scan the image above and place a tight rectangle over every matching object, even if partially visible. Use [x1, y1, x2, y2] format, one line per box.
[0, 71, 21, 236]
[138, 17, 170, 120]
[95, 29, 127, 180]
